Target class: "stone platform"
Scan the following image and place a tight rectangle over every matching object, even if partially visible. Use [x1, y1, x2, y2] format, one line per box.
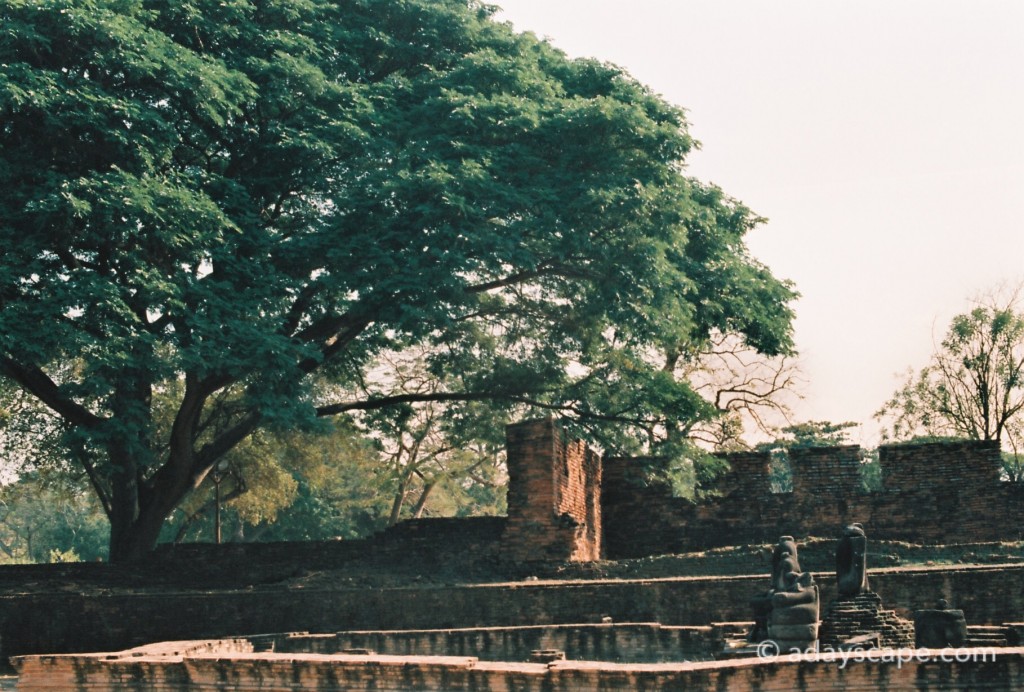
[14, 638, 1024, 692]
[14, 637, 1024, 691]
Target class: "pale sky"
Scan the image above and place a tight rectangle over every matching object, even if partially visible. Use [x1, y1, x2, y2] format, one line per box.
[495, 0, 1024, 445]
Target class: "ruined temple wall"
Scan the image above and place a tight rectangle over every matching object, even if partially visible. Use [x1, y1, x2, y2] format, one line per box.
[555, 432, 602, 561]
[789, 445, 863, 497]
[601, 456, 696, 559]
[18, 645, 1024, 691]
[712, 451, 772, 498]
[695, 450, 781, 548]
[601, 440, 1023, 558]
[502, 418, 601, 563]
[866, 440, 1013, 544]
[880, 440, 1002, 490]
[5, 565, 1024, 662]
[142, 421, 1022, 572]
[602, 451, 780, 558]
[433, 419, 1020, 560]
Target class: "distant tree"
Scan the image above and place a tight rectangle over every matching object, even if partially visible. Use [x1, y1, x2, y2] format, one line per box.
[375, 426, 507, 527]
[876, 286, 1024, 479]
[352, 349, 509, 527]
[168, 418, 387, 543]
[770, 421, 859, 448]
[170, 411, 507, 543]
[1003, 452, 1024, 483]
[0, 0, 795, 560]
[859, 448, 883, 493]
[0, 471, 108, 563]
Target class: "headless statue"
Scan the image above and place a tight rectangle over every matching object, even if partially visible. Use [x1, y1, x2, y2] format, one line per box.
[836, 523, 868, 597]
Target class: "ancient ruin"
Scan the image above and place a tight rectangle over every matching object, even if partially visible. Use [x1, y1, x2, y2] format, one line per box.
[605, 437, 1024, 558]
[3, 417, 1024, 690]
[749, 536, 819, 651]
[915, 599, 969, 648]
[818, 525, 915, 649]
[13, 638, 1024, 691]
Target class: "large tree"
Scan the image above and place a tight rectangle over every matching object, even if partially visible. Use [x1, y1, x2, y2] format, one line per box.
[0, 0, 796, 561]
[876, 287, 1024, 465]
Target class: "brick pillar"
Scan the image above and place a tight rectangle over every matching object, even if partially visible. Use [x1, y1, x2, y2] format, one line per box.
[502, 418, 602, 564]
[789, 445, 863, 498]
[712, 451, 771, 498]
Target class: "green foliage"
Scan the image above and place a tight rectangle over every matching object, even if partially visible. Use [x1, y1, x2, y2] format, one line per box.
[1003, 452, 1024, 483]
[49, 547, 81, 563]
[166, 419, 390, 542]
[348, 348, 510, 526]
[859, 448, 882, 493]
[884, 435, 966, 446]
[0, 472, 108, 563]
[667, 450, 729, 501]
[768, 421, 859, 448]
[166, 415, 507, 542]
[0, 0, 796, 559]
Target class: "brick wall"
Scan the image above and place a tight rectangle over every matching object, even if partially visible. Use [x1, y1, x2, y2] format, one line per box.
[502, 418, 601, 563]
[790, 445, 862, 498]
[17, 642, 1024, 691]
[4, 564, 1024, 662]
[603, 438, 1024, 558]
[273, 624, 719, 663]
[881, 441, 1002, 490]
[146, 420, 1022, 569]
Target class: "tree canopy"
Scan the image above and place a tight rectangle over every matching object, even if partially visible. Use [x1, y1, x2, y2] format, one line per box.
[0, 0, 796, 560]
[876, 286, 1024, 477]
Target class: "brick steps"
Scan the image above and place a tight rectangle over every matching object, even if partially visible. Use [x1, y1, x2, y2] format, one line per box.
[818, 592, 914, 649]
[966, 626, 1013, 647]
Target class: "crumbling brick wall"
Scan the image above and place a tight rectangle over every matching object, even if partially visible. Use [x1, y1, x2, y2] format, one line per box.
[789, 445, 862, 499]
[602, 438, 1024, 558]
[5, 564, 1024, 662]
[501, 418, 602, 563]
[118, 419, 1024, 574]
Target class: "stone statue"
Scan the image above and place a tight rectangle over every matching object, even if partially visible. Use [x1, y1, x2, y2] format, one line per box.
[914, 599, 968, 648]
[819, 524, 916, 648]
[750, 536, 797, 641]
[836, 523, 868, 597]
[771, 536, 800, 592]
[749, 536, 819, 651]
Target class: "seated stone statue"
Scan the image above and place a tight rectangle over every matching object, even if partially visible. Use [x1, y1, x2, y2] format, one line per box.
[749, 535, 796, 641]
[749, 536, 819, 650]
[914, 599, 968, 648]
[836, 523, 868, 597]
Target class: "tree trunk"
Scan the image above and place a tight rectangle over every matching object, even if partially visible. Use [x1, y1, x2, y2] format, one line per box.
[387, 477, 408, 527]
[104, 401, 258, 561]
[106, 447, 188, 563]
[108, 509, 168, 562]
[411, 481, 435, 518]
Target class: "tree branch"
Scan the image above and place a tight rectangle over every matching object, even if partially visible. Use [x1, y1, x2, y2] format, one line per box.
[317, 389, 662, 428]
[464, 263, 599, 295]
[0, 357, 105, 429]
[194, 412, 263, 476]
